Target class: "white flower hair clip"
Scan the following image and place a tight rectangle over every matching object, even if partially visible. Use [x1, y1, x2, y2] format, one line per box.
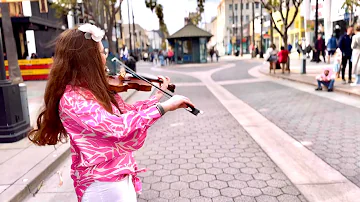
[78, 23, 105, 42]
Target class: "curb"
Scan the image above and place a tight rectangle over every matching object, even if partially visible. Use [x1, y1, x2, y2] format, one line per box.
[0, 90, 137, 202]
[258, 64, 360, 98]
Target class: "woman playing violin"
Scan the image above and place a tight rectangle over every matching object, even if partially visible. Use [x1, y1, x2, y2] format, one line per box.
[28, 24, 195, 202]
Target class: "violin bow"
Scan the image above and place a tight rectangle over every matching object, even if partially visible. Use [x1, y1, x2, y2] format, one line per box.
[111, 57, 203, 116]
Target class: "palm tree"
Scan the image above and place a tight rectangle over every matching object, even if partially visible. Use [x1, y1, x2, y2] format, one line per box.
[145, 0, 169, 49]
[342, 0, 360, 25]
[1, 3, 22, 83]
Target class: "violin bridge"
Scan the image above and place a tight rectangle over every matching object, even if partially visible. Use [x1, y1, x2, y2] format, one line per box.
[119, 67, 126, 78]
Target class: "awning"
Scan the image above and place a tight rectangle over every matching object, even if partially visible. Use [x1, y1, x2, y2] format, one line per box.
[8, 16, 66, 30]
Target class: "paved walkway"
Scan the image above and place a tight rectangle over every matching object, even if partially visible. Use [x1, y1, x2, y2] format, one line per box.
[258, 58, 360, 96]
[138, 61, 360, 202]
[10, 59, 360, 202]
[136, 85, 306, 202]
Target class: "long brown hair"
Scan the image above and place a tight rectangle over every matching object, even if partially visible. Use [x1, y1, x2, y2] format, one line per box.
[28, 28, 119, 146]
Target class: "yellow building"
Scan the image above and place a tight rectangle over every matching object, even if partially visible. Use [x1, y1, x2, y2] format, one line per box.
[270, 6, 305, 48]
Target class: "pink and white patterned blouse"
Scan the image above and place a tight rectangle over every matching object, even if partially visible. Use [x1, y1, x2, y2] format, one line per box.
[59, 85, 161, 202]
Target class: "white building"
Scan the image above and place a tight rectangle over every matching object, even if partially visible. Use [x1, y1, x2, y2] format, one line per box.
[146, 30, 164, 51]
[302, 0, 359, 45]
[122, 24, 149, 52]
[215, 0, 263, 55]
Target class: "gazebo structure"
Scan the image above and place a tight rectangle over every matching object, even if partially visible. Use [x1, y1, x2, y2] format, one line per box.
[167, 22, 212, 64]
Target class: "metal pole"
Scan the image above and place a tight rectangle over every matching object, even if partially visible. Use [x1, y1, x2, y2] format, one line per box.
[270, 12, 274, 44]
[232, 0, 235, 55]
[240, 0, 243, 56]
[314, 0, 318, 62]
[259, 4, 263, 58]
[0, 27, 6, 81]
[127, 0, 132, 53]
[132, 7, 136, 56]
[251, 1, 255, 58]
[139, 31, 142, 59]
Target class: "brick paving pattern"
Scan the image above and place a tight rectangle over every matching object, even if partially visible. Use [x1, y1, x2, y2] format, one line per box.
[211, 60, 259, 82]
[224, 81, 360, 188]
[138, 67, 201, 83]
[135, 86, 306, 202]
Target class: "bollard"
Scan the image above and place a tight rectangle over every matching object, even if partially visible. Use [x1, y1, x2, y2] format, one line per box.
[19, 83, 30, 126]
[301, 50, 306, 74]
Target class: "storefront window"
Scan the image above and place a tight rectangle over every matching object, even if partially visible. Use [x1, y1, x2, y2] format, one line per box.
[9, 3, 23, 17]
[200, 38, 206, 63]
[183, 40, 192, 54]
[177, 40, 183, 62]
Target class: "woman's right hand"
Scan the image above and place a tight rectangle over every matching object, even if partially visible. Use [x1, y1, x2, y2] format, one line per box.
[160, 95, 195, 113]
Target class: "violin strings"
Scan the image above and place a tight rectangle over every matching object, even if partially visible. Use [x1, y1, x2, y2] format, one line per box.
[112, 58, 173, 98]
[111, 58, 202, 116]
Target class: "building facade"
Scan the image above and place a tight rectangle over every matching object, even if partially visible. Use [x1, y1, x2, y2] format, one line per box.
[215, 0, 263, 55]
[122, 24, 149, 53]
[146, 30, 167, 51]
[0, 1, 67, 59]
[207, 17, 217, 49]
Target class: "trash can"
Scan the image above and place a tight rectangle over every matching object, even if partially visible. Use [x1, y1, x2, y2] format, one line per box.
[125, 56, 137, 72]
[19, 83, 30, 125]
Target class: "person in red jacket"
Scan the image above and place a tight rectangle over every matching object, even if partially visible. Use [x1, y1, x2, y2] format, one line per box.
[278, 46, 290, 74]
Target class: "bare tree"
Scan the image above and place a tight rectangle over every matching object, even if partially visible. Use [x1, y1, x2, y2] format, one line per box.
[261, 0, 303, 50]
[53, 0, 123, 54]
[1, 3, 22, 83]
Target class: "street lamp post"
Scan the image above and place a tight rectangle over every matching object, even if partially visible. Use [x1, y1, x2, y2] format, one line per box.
[232, 0, 235, 55]
[312, 0, 319, 64]
[251, 1, 255, 58]
[232, 23, 236, 55]
[259, 4, 264, 58]
[127, 0, 132, 53]
[0, 25, 30, 143]
[115, 23, 119, 54]
[240, 0, 243, 56]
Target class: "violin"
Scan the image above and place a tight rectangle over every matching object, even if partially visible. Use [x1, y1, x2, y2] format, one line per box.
[108, 72, 176, 93]
[110, 58, 203, 116]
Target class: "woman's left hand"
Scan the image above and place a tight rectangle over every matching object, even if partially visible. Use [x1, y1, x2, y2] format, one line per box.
[155, 76, 170, 100]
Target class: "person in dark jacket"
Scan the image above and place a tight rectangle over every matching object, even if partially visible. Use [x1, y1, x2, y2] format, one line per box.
[338, 26, 354, 83]
[314, 34, 326, 63]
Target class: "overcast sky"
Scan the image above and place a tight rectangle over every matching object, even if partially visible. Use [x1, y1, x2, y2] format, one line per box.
[120, 0, 220, 35]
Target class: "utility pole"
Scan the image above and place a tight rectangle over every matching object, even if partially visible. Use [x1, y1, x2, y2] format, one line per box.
[119, 2, 123, 47]
[314, 0, 319, 62]
[115, 22, 119, 54]
[259, 3, 263, 58]
[127, 0, 132, 53]
[270, 11, 273, 45]
[0, 24, 30, 142]
[251, 1, 255, 58]
[132, 4, 136, 56]
[232, 0, 235, 55]
[240, 0, 243, 56]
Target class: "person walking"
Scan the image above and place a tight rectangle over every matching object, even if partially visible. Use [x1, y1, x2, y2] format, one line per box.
[351, 25, 360, 86]
[278, 46, 290, 74]
[296, 40, 302, 59]
[28, 24, 196, 202]
[314, 34, 326, 63]
[338, 26, 354, 84]
[209, 48, 215, 62]
[167, 49, 174, 64]
[265, 44, 278, 74]
[327, 33, 338, 64]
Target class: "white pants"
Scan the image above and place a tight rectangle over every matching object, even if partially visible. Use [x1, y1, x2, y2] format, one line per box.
[81, 175, 137, 202]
